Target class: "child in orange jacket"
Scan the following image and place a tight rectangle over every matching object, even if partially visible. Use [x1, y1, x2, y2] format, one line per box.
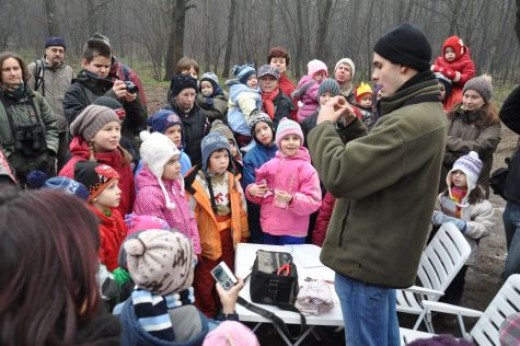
[184, 132, 248, 318]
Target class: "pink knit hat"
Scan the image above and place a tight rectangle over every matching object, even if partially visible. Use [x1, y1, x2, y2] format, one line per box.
[125, 213, 170, 236]
[275, 118, 304, 149]
[202, 321, 259, 346]
[307, 59, 328, 78]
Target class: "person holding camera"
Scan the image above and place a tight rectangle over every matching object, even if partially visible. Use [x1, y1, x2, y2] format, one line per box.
[63, 38, 146, 164]
[0, 51, 59, 186]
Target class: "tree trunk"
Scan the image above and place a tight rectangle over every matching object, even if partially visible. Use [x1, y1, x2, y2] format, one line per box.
[314, 0, 334, 59]
[44, 0, 60, 36]
[266, 0, 275, 54]
[164, 0, 194, 81]
[516, 0, 520, 44]
[164, 1, 177, 80]
[222, 0, 237, 78]
[87, 0, 97, 37]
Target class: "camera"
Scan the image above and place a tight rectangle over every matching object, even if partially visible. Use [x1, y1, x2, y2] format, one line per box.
[124, 81, 138, 94]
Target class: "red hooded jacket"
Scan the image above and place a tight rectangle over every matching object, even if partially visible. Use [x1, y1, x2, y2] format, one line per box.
[59, 137, 135, 216]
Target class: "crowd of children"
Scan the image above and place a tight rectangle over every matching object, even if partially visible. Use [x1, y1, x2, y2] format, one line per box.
[0, 30, 508, 345]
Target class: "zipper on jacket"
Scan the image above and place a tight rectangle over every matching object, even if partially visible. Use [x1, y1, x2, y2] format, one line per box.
[338, 203, 351, 247]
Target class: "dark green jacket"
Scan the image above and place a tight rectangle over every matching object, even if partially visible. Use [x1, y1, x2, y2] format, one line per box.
[0, 89, 59, 157]
[308, 77, 447, 288]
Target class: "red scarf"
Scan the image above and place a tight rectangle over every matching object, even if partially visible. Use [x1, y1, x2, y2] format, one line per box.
[262, 89, 279, 120]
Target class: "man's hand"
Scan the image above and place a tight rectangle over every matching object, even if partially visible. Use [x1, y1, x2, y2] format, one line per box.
[112, 80, 137, 102]
[317, 96, 355, 125]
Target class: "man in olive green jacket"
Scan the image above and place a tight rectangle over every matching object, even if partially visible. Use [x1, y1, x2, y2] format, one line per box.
[308, 23, 447, 346]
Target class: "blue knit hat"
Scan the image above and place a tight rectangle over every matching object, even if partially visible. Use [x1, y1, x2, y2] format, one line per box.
[200, 132, 231, 172]
[45, 36, 66, 49]
[147, 109, 183, 134]
[43, 176, 89, 201]
[232, 64, 256, 85]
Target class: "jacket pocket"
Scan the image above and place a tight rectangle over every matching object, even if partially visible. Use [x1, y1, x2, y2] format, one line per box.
[338, 203, 351, 247]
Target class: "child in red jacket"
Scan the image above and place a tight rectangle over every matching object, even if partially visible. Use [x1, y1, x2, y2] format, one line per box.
[74, 161, 128, 272]
[432, 35, 475, 112]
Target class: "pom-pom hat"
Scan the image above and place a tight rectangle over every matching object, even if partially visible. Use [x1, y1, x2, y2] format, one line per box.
[447, 151, 483, 202]
[125, 229, 195, 295]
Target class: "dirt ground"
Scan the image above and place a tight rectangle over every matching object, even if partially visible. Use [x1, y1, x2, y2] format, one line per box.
[145, 85, 518, 344]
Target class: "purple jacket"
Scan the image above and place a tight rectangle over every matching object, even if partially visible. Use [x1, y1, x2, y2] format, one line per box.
[133, 165, 201, 254]
[246, 147, 322, 237]
[294, 76, 320, 122]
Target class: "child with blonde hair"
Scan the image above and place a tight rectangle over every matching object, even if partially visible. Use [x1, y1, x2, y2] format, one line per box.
[246, 118, 322, 244]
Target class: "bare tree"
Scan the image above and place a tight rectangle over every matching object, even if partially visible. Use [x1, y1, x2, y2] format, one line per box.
[164, 0, 196, 81]
[222, 0, 237, 78]
[43, 0, 60, 36]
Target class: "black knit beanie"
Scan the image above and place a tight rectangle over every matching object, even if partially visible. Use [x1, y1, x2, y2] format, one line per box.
[374, 23, 432, 72]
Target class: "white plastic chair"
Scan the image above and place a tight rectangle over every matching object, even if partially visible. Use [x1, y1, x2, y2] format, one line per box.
[396, 222, 471, 332]
[399, 274, 520, 345]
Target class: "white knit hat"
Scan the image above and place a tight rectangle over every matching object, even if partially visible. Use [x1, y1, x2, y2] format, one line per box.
[334, 58, 356, 80]
[447, 151, 483, 199]
[139, 131, 181, 210]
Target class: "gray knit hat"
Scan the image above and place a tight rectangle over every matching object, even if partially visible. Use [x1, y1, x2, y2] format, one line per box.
[318, 78, 341, 96]
[463, 75, 493, 103]
[125, 229, 195, 295]
[200, 132, 231, 172]
[69, 105, 119, 141]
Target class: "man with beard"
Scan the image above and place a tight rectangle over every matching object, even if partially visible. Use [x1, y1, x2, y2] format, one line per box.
[28, 37, 75, 170]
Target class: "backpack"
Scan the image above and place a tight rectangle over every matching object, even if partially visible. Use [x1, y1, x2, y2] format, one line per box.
[32, 59, 45, 96]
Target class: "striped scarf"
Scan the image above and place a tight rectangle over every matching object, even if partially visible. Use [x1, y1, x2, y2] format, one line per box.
[449, 186, 467, 218]
[132, 287, 195, 340]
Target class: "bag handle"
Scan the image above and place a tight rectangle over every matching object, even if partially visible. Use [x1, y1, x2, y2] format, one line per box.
[237, 296, 307, 341]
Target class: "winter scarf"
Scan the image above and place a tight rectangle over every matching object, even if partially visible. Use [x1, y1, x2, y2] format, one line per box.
[262, 89, 280, 120]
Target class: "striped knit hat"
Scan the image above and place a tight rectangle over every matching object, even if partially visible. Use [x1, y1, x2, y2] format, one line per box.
[447, 151, 483, 194]
[318, 78, 341, 96]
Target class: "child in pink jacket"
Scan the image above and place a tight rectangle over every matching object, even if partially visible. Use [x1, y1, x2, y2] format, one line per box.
[133, 131, 201, 254]
[292, 59, 328, 123]
[246, 118, 322, 245]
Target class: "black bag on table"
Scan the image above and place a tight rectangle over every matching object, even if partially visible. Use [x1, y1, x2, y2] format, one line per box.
[238, 250, 307, 341]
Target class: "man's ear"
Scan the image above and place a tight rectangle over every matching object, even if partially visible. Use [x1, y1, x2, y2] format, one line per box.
[81, 58, 90, 69]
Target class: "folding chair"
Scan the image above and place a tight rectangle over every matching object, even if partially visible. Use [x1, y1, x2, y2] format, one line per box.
[400, 274, 520, 345]
[396, 222, 471, 332]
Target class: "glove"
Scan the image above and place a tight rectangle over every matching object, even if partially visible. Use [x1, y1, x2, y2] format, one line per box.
[443, 68, 456, 80]
[442, 215, 467, 233]
[432, 210, 445, 226]
[112, 267, 132, 287]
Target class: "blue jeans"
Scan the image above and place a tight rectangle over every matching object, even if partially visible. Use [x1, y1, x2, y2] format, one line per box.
[262, 233, 305, 245]
[335, 273, 400, 346]
[504, 201, 520, 277]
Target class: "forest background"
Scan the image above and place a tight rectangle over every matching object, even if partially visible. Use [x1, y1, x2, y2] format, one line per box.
[0, 0, 519, 89]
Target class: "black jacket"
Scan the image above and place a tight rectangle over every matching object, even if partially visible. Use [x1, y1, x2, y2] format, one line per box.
[499, 84, 520, 203]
